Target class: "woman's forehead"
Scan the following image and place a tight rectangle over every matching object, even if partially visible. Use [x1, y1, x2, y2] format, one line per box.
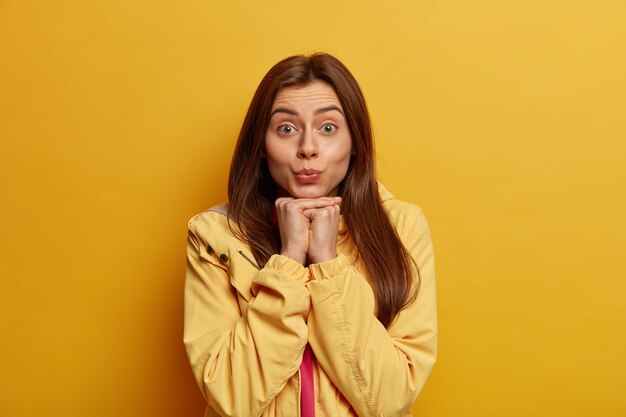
[272, 81, 342, 111]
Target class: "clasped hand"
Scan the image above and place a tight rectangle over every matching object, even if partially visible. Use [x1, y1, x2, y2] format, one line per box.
[275, 196, 342, 265]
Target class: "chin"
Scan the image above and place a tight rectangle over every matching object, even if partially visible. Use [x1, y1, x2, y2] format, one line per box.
[289, 185, 331, 199]
[291, 191, 327, 199]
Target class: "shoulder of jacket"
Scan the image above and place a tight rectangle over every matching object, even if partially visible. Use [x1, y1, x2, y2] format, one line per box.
[187, 203, 242, 254]
[187, 204, 261, 293]
[378, 183, 425, 225]
[188, 202, 229, 229]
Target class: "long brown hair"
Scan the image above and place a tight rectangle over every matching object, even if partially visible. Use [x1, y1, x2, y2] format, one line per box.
[227, 52, 418, 327]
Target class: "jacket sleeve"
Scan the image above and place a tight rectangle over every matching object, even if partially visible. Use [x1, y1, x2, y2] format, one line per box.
[183, 217, 311, 417]
[306, 205, 437, 417]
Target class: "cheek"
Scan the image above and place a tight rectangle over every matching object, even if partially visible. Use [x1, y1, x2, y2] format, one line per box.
[329, 137, 353, 164]
[264, 139, 289, 167]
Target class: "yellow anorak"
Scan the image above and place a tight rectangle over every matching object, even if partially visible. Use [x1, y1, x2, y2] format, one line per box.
[184, 185, 437, 417]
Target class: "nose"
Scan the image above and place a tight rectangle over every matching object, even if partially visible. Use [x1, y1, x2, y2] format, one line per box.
[297, 129, 318, 159]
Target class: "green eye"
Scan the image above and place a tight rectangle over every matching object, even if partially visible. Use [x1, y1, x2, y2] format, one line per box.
[322, 123, 337, 134]
[278, 125, 294, 134]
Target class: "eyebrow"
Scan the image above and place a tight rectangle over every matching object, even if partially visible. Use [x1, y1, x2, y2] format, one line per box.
[270, 105, 344, 118]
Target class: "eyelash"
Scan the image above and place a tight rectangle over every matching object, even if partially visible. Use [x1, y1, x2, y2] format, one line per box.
[276, 123, 338, 135]
[277, 125, 296, 135]
[321, 123, 337, 134]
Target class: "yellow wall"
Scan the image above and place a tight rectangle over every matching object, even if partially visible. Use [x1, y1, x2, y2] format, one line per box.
[1, 1, 625, 415]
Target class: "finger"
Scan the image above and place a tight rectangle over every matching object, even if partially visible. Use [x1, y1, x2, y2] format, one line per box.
[277, 197, 341, 212]
[303, 204, 341, 219]
[275, 197, 295, 209]
[275, 197, 335, 212]
[303, 203, 341, 213]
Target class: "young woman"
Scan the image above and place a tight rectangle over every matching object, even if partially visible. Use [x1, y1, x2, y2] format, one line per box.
[184, 53, 437, 417]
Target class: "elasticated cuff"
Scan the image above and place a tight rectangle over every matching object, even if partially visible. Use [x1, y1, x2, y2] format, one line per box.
[308, 253, 350, 281]
[263, 254, 310, 283]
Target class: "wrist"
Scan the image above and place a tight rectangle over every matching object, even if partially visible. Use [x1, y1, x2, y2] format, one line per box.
[280, 249, 307, 265]
[308, 250, 337, 265]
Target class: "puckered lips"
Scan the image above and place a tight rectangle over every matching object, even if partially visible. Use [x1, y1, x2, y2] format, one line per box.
[295, 168, 322, 184]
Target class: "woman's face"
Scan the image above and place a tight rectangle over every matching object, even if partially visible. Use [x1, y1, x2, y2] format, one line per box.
[264, 80, 353, 199]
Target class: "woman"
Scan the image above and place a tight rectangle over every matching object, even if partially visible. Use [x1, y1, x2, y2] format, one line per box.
[184, 52, 437, 417]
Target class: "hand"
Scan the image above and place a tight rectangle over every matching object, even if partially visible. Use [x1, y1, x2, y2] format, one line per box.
[275, 197, 341, 265]
[304, 199, 341, 264]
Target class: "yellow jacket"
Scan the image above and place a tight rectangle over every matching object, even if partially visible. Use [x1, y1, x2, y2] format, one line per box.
[184, 185, 437, 417]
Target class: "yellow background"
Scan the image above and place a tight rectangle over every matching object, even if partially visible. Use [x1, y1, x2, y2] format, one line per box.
[1, 0, 625, 416]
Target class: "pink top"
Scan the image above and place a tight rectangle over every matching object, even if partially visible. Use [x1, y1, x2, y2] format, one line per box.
[300, 344, 315, 417]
